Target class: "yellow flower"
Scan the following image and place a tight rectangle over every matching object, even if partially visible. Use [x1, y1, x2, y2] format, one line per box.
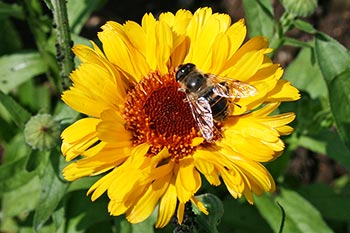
[61, 7, 300, 227]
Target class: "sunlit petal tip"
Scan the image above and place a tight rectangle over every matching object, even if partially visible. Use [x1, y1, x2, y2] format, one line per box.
[264, 47, 274, 54]
[71, 44, 90, 57]
[191, 197, 209, 215]
[238, 18, 245, 25]
[72, 41, 106, 63]
[177, 202, 185, 225]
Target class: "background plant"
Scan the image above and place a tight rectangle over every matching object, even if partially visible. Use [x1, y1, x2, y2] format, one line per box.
[0, 0, 349, 232]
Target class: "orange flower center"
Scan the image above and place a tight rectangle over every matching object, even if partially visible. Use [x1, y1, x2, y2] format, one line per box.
[123, 71, 199, 160]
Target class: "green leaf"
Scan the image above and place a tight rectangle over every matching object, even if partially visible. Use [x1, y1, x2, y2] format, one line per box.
[0, 89, 31, 129]
[0, 152, 43, 195]
[0, 135, 47, 195]
[0, 52, 48, 94]
[255, 188, 333, 233]
[192, 193, 224, 233]
[315, 33, 350, 150]
[0, 19, 23, 55]
[284, 45, 327, 99]
[66, 176, 99, 193]
[114, 218, 132, 233]
[328, 69, 350, 150]
[2, 133, 29, 163]
[315, 33, 350, 82]
[113, 206, 157, 233]
[130, 209, 157, 233]
[52, 205, 66, 232]
[242, 0, 275, 39]
[18, 79, 52, 112]
[0, 2, 24, 20]
[255, 194, 298, 233]
[67, 0, 106, 34]
[298, 183, 350, 222]
[298, 130, 350, 170]
[293, 19, 317, 34]
[33, 149, 68, 232]
[0, 116, 17, 141]
[284, 94, 332, 136]
[2, 176, 41, 217]
[65, 191, 111, 233]
[54, 102, 80, 125]
[283, 37, 313, 48]
[87, 221, 115, 233]
[219, 198, 272, 233]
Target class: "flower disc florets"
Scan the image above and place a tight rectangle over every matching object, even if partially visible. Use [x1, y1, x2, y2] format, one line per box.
[123, 71, 199, 160]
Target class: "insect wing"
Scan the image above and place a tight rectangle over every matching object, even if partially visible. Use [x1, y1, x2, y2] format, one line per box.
[208, 74, 257, 99]
[186, 95, 214, 141]
[229, 81, 257, 99]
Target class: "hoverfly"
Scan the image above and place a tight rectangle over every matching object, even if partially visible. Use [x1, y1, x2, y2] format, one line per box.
[176, 63, 257, 142]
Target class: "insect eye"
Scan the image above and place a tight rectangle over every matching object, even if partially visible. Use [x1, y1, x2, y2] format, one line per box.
[176, 68, 185, 81]
[185, 63, 195, 70]
[176, 63, 195, 81]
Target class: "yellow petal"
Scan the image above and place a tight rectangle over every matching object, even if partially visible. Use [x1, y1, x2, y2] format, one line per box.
[127, 174, 171, 223]
[276, 125, 294, 135]
[156, 178, 177, 228]
[209, 33, 230, 74]
[63, 144, 131, 181]
[155, 21, 173, 74]
[98, 21, 148, 80]
[218, 165, 244, 198]
[108, 199, 129, 216]
[175, 158, 201, 203]
[62, 63, 123, 117]
[61, 118, 100, 161]
[72, 44, 105, 65]
[191, 197, 208, 215]
[186, 16, 222, 70]
[87, 169, 116, 201]
[96, 109, 132, 143]
[226, 19, 246, 59]
[61, 118, 99, 143]
[72, 43, 128, 99]
[225, 49, 265, 81]
[251, 102, 281, 117]
[229, 155, 276, 194]
[177, 202, 185, 225]
[170, 35, 190, 69]
[142, 13, 157, 71]
[267, 79, 301, 101]
[193, 153, 221, 186]
[260, 112, 296, 129]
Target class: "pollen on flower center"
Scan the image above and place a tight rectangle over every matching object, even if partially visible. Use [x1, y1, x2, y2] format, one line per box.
[144, 86, 193, 137]
[123, 71, 199, 160]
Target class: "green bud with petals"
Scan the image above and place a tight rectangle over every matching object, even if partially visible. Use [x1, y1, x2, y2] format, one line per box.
[281, 0, 318, 17]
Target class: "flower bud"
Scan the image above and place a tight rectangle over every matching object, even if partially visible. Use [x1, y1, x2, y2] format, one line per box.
[281, 0, 318, 17]
[24, 114, 60, 150]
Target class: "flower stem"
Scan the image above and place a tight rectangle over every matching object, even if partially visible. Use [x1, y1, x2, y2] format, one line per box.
[51, 0, 74, 90]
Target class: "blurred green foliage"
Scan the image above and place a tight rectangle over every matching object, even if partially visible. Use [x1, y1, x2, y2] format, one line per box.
[0, 0, 349, 232]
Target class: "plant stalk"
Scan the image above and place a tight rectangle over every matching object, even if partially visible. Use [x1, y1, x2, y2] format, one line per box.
[52, 0, 74, 90]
